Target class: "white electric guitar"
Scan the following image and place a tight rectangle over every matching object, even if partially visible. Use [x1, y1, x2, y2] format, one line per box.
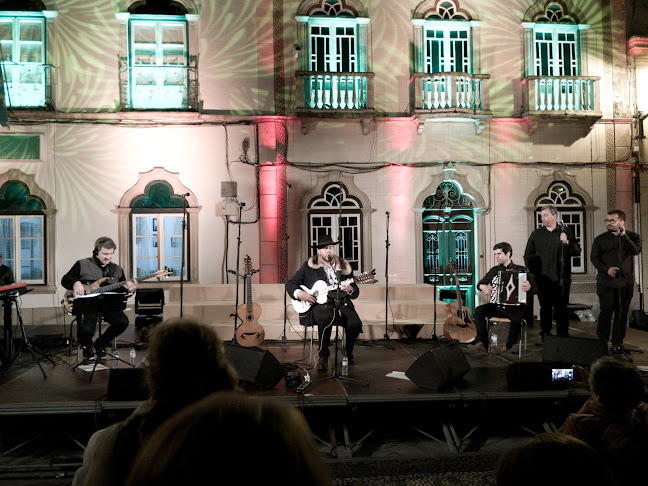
[291, 270, 377, 315]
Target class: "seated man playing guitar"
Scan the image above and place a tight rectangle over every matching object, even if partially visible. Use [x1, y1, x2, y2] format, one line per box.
[468, 242, 534, 355]
[61, 237, 137, 358]
[286, 234, 362, 371]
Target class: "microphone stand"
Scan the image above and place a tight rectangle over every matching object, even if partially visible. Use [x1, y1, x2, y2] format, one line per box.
[381, 211, 394, 348]
[298, 255, 368, 392]
[180, 193, 189, 317]
[281, 184, 291, 348]
[229, 202, 245, 342]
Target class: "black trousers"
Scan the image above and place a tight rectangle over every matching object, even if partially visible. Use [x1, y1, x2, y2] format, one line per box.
[536, 276, 571, 336]
[596, 283, 633, 348]
[474, 303, 528, 349]
[78, 311, 129, 349]
[311, 300, 362, 359]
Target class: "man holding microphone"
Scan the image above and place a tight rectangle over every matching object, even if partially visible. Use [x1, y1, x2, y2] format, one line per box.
[591, 210, 641, 353]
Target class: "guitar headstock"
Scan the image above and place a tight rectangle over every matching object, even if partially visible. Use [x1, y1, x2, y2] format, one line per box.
[243, 255, 252, 276]
[155, 267, 174, 279]
[356, 269, 378, 284]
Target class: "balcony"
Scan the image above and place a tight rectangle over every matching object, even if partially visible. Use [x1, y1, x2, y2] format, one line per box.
[295, 71, 375, 134]
[413, 72, 492, 134]
[521, 75, 601, 133]
[1, 63, 54, 109]
[119, 61, 198, 111]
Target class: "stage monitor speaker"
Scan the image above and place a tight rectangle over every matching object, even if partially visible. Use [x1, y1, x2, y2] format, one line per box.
[405, 341, 471, 391]
[223, 343, 284, 391]
[107, 367, 149, 401]
[543, 335, 607, 366]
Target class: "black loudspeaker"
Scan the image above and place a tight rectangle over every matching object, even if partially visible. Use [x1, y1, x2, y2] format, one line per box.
[405, 341, 471, 391]
[543, 335, 607, 366]
[107, 367, 149, 401]
[223, 343, 284, 391]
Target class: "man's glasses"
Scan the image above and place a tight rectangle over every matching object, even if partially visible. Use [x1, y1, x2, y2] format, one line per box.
[604, 219, 618, 223]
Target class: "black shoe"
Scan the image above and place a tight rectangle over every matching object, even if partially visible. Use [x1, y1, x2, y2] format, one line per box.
[536, 332, 552, 346]
[317, 357, 329, 371]
[347, 353, 356, 365]
[82, 346, 95, 359]
[610, 346, 624, 355]
[93, 340, 105, 356]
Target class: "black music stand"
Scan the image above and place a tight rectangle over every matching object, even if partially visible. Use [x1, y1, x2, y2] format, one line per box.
[2, 288, 56, 379]
[71, 293, 133, 382]
[297, 279, 368, 393]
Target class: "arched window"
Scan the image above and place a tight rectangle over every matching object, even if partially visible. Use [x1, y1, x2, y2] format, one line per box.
[115, 167, 200, 283]
[308, 182, 362, 271]
[0, 170, 57, 289]
[534, 180, 585, 273]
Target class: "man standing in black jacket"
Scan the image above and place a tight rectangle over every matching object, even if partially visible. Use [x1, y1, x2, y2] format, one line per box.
[591, 210, 641, 353]
[524, 205, 581, 341]
[468, 242, 532, 354]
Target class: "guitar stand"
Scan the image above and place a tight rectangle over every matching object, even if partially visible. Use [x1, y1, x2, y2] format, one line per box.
[71, 293, 134, 382]
[9, 293, 57, 379]
[618, 346, 643, 363]
[298, 293, 368, 393]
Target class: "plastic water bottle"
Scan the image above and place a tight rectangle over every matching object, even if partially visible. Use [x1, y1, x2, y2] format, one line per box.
[489, 322, 499, 348]
[129, 348, 137, 365]
[342, 355, 349, 376]
[113, 338, 119, 358]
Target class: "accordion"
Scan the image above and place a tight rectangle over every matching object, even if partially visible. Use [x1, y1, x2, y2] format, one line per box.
[489, 269, 528, 306]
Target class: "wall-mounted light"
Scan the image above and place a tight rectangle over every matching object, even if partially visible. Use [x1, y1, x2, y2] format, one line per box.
[294, 44, 301, 61]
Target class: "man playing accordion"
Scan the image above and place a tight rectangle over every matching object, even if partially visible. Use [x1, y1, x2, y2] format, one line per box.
[468, 242, 534, 354]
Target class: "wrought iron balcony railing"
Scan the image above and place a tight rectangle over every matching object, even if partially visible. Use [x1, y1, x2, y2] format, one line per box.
[0, 62, 54, 109]
[119, 61, 198, 111]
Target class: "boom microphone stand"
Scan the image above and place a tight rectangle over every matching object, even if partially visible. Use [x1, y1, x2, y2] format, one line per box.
[281, 183, 291, 348]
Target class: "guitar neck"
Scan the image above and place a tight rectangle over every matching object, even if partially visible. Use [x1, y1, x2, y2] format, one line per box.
[87, 272, 154, 295]
[246, 275, 253, 312]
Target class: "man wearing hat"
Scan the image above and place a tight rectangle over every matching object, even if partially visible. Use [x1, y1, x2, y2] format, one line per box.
[286, 234, 363, 370]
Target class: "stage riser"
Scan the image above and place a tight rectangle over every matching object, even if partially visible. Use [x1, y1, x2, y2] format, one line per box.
[152, 316, 442, 342]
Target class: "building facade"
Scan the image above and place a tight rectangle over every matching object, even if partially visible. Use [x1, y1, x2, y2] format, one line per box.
[0, 0, 643, 324]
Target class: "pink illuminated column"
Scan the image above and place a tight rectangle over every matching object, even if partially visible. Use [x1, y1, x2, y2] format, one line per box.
[257, 118, 287, 283]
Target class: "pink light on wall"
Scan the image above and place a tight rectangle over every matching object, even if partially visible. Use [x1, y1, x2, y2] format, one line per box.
[385, 120, 417, 152]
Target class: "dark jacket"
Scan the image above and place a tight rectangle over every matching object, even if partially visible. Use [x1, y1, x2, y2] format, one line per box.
[61, 256, 126, 292]
[285, 254, 360, 326]
[591, 230, 641, 288]
[0, 265, 14, 286]
[524, 225, 581, 282]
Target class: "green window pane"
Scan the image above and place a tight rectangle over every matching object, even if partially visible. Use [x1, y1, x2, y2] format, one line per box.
[0, 22, 13, 41]
[0, 135, 41, 160]
[19, 21, 42, 42]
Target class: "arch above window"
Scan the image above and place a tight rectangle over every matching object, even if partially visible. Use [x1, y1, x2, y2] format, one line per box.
[527, 1, 580, 24]
[116, 0, 199, 15]
[297, 0, 366, 18]
[413, 0, 472, 21]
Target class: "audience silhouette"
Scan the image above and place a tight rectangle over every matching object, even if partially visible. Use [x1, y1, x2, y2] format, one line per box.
[124, 391, 331, 486]
[73, 318, 238, 486]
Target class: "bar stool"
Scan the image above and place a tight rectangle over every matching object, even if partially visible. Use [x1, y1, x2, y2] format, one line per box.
[486, 316, 528, 357]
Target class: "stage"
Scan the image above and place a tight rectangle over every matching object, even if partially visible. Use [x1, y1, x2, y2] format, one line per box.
[0, 320, 647, 484]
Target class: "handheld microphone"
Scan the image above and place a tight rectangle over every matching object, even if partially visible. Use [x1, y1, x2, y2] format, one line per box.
[386, 211, 390, 215]
[328, 255, 334, 265]
[182, 193, 190, 197]
[240, 202, 246, 207]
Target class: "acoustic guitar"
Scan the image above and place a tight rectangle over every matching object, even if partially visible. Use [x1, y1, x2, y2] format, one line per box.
[62, 268, 172, 314]
[235, 255, 265, 347]
[443, 261, 477, 343]
[291, 269, 377, 315]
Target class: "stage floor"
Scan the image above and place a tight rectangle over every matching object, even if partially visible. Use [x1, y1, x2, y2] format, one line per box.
[1, 320, 647, 485]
